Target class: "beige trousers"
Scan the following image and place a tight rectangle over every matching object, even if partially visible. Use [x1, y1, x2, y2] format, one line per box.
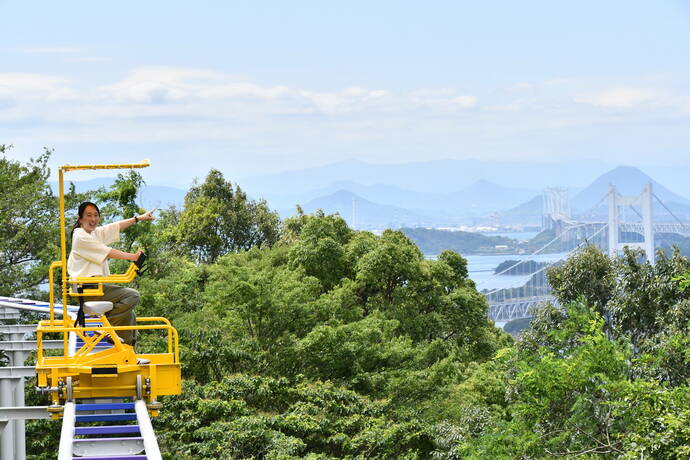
[84, 284, 140, 345]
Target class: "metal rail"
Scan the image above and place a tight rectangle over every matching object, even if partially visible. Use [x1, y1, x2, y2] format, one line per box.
[135, 399, 163, 459]
[57, 402, 75, 460]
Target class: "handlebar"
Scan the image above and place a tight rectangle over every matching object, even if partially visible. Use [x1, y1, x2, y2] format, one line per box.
[134, 251, 147, 269]
[69, 251, 148, 296]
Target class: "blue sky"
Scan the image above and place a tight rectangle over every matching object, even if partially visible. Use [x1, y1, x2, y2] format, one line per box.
[1, 1, 689, 187]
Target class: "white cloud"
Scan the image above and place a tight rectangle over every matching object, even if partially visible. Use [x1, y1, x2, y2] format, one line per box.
[0, 67, 478, 121]
[2, 68, 690, 175]
[22, 47, 80, 54]
[574, 87, 665, 108]
[96, 68, 404, 116]
[3, 70, 688, 129]
[98, 67, 228, 103]
[0, 73, 76, 101]
[452, 96, 477, 109]
[407, 88, 478, 112]
[65, 57, 110, 63]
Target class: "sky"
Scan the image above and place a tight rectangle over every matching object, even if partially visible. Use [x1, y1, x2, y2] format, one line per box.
[1, 0, 690, 187]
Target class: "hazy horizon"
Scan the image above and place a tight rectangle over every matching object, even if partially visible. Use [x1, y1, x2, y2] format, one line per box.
[2, 1, 690, 189]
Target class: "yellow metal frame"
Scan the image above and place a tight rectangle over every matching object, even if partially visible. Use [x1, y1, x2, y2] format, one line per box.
[36, 160, 181, 416]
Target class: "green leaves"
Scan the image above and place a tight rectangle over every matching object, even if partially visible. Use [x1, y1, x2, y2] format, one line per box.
[156, 376, 434, 459]
[451, 243, 690, 458]
[0, 147, 59, 296]
[547, 244, 615, 315]
[354, 230, 423, 304]
[609, 380, 690, 459]
[287, 211, 353, 290]
[676, 269, 690, 292]
[136, 211, 504, 458]
[0, 158, 511, 459]
[292, 315, 412, 383]
[169, 169, 281, 263]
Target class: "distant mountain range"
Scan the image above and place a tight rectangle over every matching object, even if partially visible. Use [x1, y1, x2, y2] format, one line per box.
[290, 165, 690, 227]
[277, 179, 539, 225]
[240, 158, 613, 196]
[301, 190, 431, 228]
[500, 166, 690, 224]
[54, 161, 690, 229]
[49, 178, 186, 210]
[571, 166, 690, 209]
[241, 158, 690, 198]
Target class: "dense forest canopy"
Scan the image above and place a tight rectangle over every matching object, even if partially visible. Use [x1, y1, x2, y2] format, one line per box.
[3, 149, 690, 459]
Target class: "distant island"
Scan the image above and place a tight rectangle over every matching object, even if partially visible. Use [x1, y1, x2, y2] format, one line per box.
[493, 259, 548, 275]
[401, 227, 519, 255]
[403, 226, 690, 260]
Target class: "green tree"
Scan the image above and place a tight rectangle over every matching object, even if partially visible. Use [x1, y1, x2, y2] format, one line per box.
[453, 301, 632, 458]
[287, 211, 353, 290]
[547, 244, 615, 317]
[0, 147, 59, 296]
[171, 169, 280, 263]
[354, 229, 423, 305]
[449, 245, 690, 459]
[204, 247, 322, 347]
[608, 247, 689, 345]
[155, 375, 434, 459]
[611, 379, 690, 459]
[94, 170, 150, 252]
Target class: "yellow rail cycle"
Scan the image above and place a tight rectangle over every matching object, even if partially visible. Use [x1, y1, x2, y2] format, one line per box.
[35, 160, 181, 418]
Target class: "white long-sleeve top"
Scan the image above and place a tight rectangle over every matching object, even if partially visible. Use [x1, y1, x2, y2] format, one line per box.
[67, 222, 120, 279]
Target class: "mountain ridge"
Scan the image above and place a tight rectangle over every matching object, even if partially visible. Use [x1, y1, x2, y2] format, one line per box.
[240, 158, 615, 196]
[502, 165, 690, 224]
[297, 189, 431, 228]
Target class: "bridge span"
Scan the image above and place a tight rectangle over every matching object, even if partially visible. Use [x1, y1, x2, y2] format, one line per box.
[485, 183, 690, 325]
[488, 295, 554, 323]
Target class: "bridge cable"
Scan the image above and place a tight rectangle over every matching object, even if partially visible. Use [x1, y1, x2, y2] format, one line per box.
[483, 223, 608, 297]
[482, 191, 610, 300]
[628, 205, 643, 220]
[652, 193, 690, 235]
[484, 191, 610, 315]
[578, 192, 609, 221]
[483, 191, 611, 286]
[483, 223, 589, 281]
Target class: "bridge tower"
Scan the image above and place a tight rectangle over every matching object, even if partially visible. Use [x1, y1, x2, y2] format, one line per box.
[608, 183, 654, 264]
[542, 188, 570, 230]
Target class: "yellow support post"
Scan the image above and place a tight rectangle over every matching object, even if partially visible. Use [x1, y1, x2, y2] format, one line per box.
[58, 167, 68, 328]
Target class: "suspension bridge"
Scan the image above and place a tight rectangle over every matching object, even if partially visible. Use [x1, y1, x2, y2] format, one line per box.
[484, 184, 690, 326]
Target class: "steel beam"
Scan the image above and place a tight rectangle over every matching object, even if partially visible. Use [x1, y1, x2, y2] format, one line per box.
[14, 375, 25, 460]
[0, 407, 50, 421]
[0, 298, 78, 316]
[0, 365, 35, 460]
[0, 340, 65, 351]
[608, 184, 619, 258]
[0, 367, 35, 379]
[0, 379, 16, 460]
[0, 311, 20, 320]
[488, 296, 554, 322]
[0, 325, 37, 336]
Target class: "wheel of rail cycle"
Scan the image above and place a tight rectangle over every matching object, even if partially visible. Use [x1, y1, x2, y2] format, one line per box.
[0, 160, 181, 460]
